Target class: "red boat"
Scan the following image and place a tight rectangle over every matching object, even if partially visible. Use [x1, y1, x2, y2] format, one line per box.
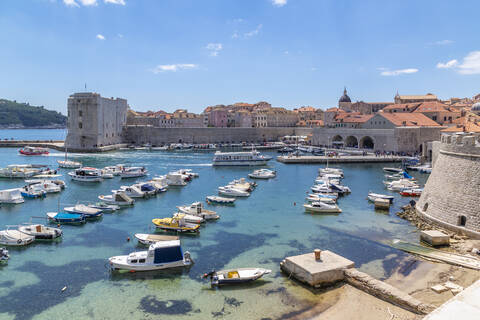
[19, 146, 49, 156]
[400, 189, 422, 197]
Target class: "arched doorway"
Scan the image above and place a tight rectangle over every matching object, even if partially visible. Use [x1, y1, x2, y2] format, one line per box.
[360, 136, 374, 149]
[345, 136, 358, 148]
[332, 135, 343, 148]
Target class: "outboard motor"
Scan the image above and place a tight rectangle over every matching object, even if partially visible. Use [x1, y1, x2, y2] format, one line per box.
[184, 251, 193, 264]
[0, 247, 9, 261]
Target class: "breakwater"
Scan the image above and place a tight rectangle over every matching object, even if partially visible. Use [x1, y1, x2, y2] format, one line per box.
[277, 155, 404, 164]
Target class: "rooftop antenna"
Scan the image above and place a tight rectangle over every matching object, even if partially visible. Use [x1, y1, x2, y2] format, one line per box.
[85, 83, 87, 91]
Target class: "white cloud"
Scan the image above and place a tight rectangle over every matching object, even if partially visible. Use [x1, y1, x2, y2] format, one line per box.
[380, 68, 418, 76]
[244, 24, 262, 38]
[457, 51, 480, 75]
[104, 0, 125, 5]
[63, 0, 79, 6]
[79, 0, 98, 6]
[117, 33, 124, 38]
[151, 64, 198, 73]
[206, 43, 223, 57]
[436, 59, 458, 69]
[231, 32, 239, 39]
[96, 34, 105, 40]
[272, 0, 287, 7]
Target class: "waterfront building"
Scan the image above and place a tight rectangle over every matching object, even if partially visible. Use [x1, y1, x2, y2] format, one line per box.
[252, 107, 299, 127]
[66, 92, 128, 150]
[208, 108, 228, 127]
[394, 93, 437, 104]
[362, 112, 441, 129]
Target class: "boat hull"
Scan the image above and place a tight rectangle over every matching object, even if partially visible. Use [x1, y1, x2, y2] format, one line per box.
[213, 160, 268, 166]
[109, 257, 191, 271]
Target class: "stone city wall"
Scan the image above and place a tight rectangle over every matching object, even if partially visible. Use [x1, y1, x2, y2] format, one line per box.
[416, 133, 480, 238]
[311, 128, 396, 151]
[123, 126, 312, 145]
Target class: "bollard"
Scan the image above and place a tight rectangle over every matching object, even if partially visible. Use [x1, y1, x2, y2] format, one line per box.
[314, 249, 321, 261]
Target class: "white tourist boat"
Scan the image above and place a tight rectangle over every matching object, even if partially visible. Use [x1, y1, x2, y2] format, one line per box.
[248, 169, 276, 179]
[98, 192, 134, 206]
[304, 202, 342, 213]
[212, 150, 271, 166]
[0, 229, 35, 246]
[113, 185, 146, 198]
[0, 189, 24, 204]
[165, 173, 187, 186]
[173, 212, 204, 224]
[17, 224, 62, 240]
[218, 186, 250, 197]
[177, 202, 220, 220]
[108, 240, 193, 272]
[64, 204, 103, 218]
[134, 233, 179, 245]
[68, 167, 103, 182]
[104, 165, 123, 176]
[120, 166, 148, 179]
[367, 193, 394, 203]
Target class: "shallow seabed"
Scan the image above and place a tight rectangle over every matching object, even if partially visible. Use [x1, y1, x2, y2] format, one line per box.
[0, 147, 429, 320]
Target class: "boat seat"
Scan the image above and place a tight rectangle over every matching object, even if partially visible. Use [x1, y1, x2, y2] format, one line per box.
[36, 225, 42, 232]
[227, 271, 239, 279]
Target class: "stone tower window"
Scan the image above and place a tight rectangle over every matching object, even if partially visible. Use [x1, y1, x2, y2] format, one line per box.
[79, 110, 83, 117]
[79, 122, 82, 129]
[423, 203, 428, 212]
[458, 216, 467, 226]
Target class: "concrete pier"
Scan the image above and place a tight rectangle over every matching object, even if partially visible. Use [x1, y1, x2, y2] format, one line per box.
[420, 230, 450, 246]
[276, 155, 404, 164]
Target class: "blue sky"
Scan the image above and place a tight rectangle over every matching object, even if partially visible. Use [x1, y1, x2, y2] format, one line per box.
[1, 0, 480, 114]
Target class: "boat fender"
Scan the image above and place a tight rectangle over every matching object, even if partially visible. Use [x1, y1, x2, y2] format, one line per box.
[61, 286, 67, 292]
[293, 202, 296, 206]
[127, 237, 130, 242]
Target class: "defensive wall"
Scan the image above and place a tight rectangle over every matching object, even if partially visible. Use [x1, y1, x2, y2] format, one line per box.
[416, 133, 480, 238]
[123, 126, 314, 145]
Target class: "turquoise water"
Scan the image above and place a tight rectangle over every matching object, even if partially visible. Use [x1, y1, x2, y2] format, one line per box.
[0, 146, 429, 320]
[0, 129, 65, 141]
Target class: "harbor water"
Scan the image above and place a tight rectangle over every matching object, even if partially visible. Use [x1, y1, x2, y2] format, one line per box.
[0, 132, 429, 319]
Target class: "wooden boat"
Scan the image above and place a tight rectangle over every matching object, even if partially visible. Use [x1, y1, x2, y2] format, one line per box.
[46, 212, 86, 224]
[206, 195, 235, 205]
[18, 224, 62, 240]
[203, 268, 271, 286]
[152, 216, 200, 233]
[0, 229, 35, 246]
[109, 240, 193, 272]
[134, 233, 179, 245]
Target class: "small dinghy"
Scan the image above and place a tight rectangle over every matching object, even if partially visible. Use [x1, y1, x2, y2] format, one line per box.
[0, 247, 9, 263]
[367, 193, 394, 203]
[109, 240, 193, 272]
[206, 195, 235, 205]
[134, 233, 179, 246]
[304, 202, 342, 213]
[46, 212, 86, 224]
[98, 192, 134, 206]
[0, 229, 35, 246]
[64, 204, 103, 218]
[18, 224, 62, 240]
[203, 268, 271, 287]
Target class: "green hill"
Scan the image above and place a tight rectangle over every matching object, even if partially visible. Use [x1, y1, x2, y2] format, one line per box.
[0, 99, 66, 128]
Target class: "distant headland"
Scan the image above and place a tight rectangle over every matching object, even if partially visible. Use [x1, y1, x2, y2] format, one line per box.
[0, 99, 66, 129]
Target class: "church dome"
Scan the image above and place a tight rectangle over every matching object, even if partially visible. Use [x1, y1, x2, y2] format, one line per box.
[339, 88, 351, 103]
[471, 102, 480, 112]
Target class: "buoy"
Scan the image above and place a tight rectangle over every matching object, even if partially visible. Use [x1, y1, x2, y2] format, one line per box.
[61, 286, 67, 292]
[293, 202, 296, 206]
[127, 237, 130, 242]
[57, 224, 61, 228]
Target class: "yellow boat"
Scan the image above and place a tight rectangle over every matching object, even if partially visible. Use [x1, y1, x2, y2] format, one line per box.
[152, 215, 200, 233]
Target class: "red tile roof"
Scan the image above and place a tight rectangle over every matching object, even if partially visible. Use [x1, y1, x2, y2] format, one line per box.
[380, 113, 441, 127]
[413, 101, 451, 113]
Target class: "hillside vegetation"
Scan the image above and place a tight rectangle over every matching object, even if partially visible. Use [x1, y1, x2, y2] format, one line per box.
[0, 99, 66, 128]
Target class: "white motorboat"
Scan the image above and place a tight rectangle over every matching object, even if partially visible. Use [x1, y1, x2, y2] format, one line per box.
[25, 179, 66, 190]
[318, 167, 344, 177]
[28, 181, 61, 194]
[64, 204, 103, 218]
[134, 233, 179, 245]
[315, 177, 340, 185]
[175, 169, 199, 179]
[304, 202, 342, 213]
[177, 202, 220, 220]
[385, 179, 419, 192]
[173, 212, 204, 224]
[248, 169, 276, 179]
[109, 240, 193, 272]
[305, 195, 336, 204]
[165, 173, 187, 186]
[203, 268, 271, 286]
[18, 224, 62, 240]
[132, 182, 157, 196]
[218, 186, 250, 197]
[20, 185, 46, 199]
[87, 203, 120, 212]
[104, 165, 123, 176]
[206, 195, 236, 205]
[113, 186, 145, 198]
[57, 160, 82, 169]
[228, 178, 256, 191]
[98, 192, 134, 206]
[0, 247, 9, 262]
[0, 189, 24, 204]
[68, 167, 103, 182]
[318, 173, 343, 180]
[0, 229, 34, 246]
[0, 165, 41, 179]
[120, 166, 148, 179]
[367, 193, 394, 203]
[212, 150, 271, 166]
[147, 180, 168, 193]
[383, 167, 403, 174]
[101, 169, 114, 179]
[329, 183, 351, 194]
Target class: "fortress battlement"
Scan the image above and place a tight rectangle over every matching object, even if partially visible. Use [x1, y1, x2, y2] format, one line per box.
[439, 133, 480, 157]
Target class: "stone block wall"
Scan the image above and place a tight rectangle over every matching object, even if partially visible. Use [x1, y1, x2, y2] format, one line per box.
[416, 133, 480, 238]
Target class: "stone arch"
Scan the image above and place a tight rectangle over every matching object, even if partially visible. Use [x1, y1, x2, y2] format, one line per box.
[344, 136, 358, 148]
[332, 135, 344, 147]
[359, 136, 375, 149]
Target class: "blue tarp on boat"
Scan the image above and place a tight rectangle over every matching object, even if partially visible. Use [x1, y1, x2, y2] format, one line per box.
[153, 245, 183, 264]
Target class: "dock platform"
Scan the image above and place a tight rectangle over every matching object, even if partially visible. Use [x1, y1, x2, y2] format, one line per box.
[276, 155, 404, 164]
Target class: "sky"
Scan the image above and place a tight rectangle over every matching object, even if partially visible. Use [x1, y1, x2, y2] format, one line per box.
[1, 0, 480, 114]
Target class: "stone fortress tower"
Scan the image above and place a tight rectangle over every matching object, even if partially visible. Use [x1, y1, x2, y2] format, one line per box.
[65, 92, 128, 151]
[416, 105, 480, 238]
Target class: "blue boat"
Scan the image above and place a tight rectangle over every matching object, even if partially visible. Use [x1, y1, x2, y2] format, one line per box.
[46, 212, 86, 224]
[20, 186, 46, 199]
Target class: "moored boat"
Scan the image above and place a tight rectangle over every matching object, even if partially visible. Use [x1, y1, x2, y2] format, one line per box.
[120, 166, 148, 179]
[304, 202, 342, 213]
[113, 186, 145, 198]
[18, 224, 62, 240]
[98, 192, 134, 206]
[367, 193, 394, 203]
[173, 212, 205, 224]
[20, 185, 46, 199]
[109, 240, 193, 272]
[46, 212, 86, 224]
[206, 195, 236, 205]
[0, 189, 24, 204]
[134, 233, 179, 245]
[203, 268, 271, 286]
[218, 186, 250, 197]
[248, 169, 276, 179]
[152, 215, 200, 233]
[177, 202, 219, 220]
[0, 229, 35, 246]
[19, 146, 49, 156]
[57, 160, 82, 169]
[399, 188, 423, 197]
[212, 150, 271, 166]
[383, 167, 403, 173]
[68, 167, 103, 182]
[64, 204, 103, 218]
[0, 247, 9, 262]
[87, 203, 120, 212]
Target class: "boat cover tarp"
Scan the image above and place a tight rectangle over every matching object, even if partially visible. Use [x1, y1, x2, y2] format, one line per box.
[403, 171, 413, 179]
[153, 245, 183, 264]
[56, 212, 82, 219]
[140, 184, 155, 192]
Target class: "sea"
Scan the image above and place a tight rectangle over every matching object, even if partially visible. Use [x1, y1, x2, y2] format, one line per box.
[0, 129, 429, 320]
